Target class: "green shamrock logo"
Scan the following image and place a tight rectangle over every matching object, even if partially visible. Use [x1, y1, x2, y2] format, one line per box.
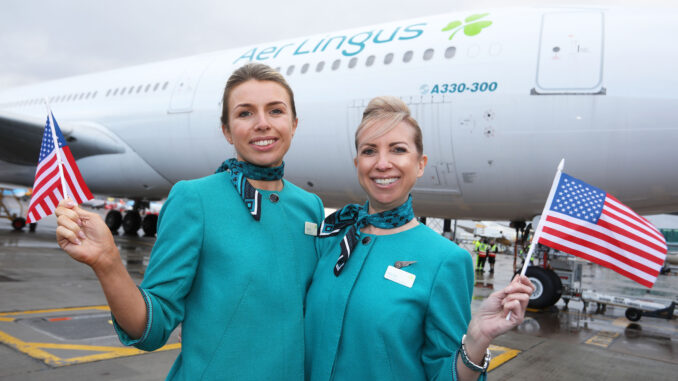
[442, 13, 492, 40]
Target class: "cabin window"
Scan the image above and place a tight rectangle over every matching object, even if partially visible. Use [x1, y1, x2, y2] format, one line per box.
[162, 82, 169, 90]
[113, 88, 119, 96]
[332, 59, 341, 70]
[384, 53, 394, 65]
[366, 55, 375, 67]
[287, 65, 295, 75]
[316, 61, 325, 72]
[445, 46, 456, 59]
[136, 85, 143, 93]
[403, 50, 413, 63]
[106, 89, 112, 97]
[301, 63, 310, 74]
[153, 83, 160, 91]
[348, 57, 358, 69]
[423, 48, 434, 61]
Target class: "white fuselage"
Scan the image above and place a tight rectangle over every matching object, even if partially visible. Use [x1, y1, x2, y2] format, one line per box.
[1, 6, 677, 220]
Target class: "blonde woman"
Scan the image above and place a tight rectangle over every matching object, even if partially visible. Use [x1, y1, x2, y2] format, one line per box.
[305, 96, 533, 381]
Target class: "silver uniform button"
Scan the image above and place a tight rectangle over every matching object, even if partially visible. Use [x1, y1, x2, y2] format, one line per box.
[269, 193, 279, 203]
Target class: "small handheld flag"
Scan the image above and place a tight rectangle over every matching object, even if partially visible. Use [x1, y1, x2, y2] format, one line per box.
[519, 160, 667, 288]
[538, 173, 667, 288]
[508, 159, 668, 320]
[26, 110, 93, 223]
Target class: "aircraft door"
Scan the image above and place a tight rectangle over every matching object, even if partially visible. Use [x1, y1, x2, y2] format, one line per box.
[534, 11, 604, 94]
[168, 55, 213, 113]
[408, 96, 460, 196]
[346, 96, 461, 197]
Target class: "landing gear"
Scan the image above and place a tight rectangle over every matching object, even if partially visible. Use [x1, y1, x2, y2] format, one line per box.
[142, 214, 158, 236]
[525, 266, 563, 308]
[122, 211, 141, 235]
[104, 200, 157, 236]
[105, 210, 122, 233]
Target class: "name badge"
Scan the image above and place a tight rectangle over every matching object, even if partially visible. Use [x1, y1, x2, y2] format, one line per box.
[305, 222, 318, 236]
[384, 265, 416, 288]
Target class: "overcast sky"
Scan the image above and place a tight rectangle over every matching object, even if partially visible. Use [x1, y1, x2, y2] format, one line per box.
[1, 0, 673, 89]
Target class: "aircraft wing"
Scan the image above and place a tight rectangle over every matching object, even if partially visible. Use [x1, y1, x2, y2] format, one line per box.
[0, 111, 125, 166]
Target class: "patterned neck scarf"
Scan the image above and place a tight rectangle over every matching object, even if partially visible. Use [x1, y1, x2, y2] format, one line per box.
[215, 158, 284, 221]
[318, 195, 414, 276]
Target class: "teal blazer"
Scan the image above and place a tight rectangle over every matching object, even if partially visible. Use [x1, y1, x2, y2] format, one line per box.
[114, 173, 324, 380]
[305, 224, 475, 381]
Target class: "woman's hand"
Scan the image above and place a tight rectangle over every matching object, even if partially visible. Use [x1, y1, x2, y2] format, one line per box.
[55, 199, 118, 272]
[466, 275, 535, 349]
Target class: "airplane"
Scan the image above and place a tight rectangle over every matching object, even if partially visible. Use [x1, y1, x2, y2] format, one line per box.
[1, 5, 677, 238]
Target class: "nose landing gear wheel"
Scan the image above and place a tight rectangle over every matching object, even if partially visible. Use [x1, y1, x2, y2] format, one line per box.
[525, 266, 562, 308]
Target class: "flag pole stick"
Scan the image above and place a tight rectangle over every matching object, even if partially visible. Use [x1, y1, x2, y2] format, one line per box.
[42, 99, 68, 200]
[506, 158, 565, 320]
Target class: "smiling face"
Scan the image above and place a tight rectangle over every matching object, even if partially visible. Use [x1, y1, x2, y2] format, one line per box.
[354, 121, 427, 213]
[223, 80, 298, 167]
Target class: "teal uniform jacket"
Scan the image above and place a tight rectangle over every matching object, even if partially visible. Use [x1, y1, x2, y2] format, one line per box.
[305, 224, 475, 381]
[113, 173, 324, 380]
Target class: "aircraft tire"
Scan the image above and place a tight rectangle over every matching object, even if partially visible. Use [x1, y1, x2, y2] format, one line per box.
[105, 210, 122, 233]
[545, 269, 563, 305]
[525, 266, 557, 308]
[12, 217, 26, 231]
[122, 211, 141, 235]
[142, 214, 158, 236]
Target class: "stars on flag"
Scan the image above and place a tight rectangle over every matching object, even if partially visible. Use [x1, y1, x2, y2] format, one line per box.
[550, 174, 606, 223]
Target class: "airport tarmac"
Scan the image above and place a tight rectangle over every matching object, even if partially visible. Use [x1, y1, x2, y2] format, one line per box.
[1, 214, 676, 380]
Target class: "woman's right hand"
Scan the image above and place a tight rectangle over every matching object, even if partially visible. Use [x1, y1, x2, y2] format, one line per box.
[55, 199, 118, 271]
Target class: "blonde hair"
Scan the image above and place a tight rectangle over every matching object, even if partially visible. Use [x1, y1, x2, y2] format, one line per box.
[220, 63, 296, 131]
[354, 96, 423, 155]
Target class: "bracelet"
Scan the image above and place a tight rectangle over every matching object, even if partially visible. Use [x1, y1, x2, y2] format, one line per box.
[460, 334, 491, 373]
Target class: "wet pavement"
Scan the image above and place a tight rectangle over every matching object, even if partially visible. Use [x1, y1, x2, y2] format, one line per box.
[0, 214, 676, 380]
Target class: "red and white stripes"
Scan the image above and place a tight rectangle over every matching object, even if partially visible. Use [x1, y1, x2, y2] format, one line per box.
[539, 195, 667, 288]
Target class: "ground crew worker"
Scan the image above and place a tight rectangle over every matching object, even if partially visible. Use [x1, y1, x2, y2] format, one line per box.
[473, 237, 481, 269]
[476, 239, 488, 272]
[488, 240, 498, 274]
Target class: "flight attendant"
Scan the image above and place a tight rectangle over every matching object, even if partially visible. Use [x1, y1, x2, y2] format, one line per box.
[55, 63, 324, 380]
[305, 96, 533, 381]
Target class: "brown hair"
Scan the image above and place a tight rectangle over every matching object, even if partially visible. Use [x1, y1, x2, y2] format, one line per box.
[355, 96, 423, 155]
[220, 63, 297, 131]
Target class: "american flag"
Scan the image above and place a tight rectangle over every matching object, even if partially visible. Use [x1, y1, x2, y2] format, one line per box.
[26, 112, 93, 223]
[538, 173, 667, 288]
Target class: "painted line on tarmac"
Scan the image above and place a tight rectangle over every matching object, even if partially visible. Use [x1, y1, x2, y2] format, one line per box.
[0, 305, 110, 317]
[0, 305, 180, 367]
[0, 329, 180, 366]
[488, 344, 521, 372]
[584, 330, 620, 348]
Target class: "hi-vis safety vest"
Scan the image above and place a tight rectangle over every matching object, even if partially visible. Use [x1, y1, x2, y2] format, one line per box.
[478, 243, 488, 257]
[489, 244, 497, 257]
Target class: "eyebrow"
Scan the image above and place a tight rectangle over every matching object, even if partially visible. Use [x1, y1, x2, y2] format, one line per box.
[359, 141, 410, 148]
[232, 101, 288, 110]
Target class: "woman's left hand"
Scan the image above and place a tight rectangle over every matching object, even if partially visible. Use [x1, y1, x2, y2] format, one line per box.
[466, 275, 535, 348]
